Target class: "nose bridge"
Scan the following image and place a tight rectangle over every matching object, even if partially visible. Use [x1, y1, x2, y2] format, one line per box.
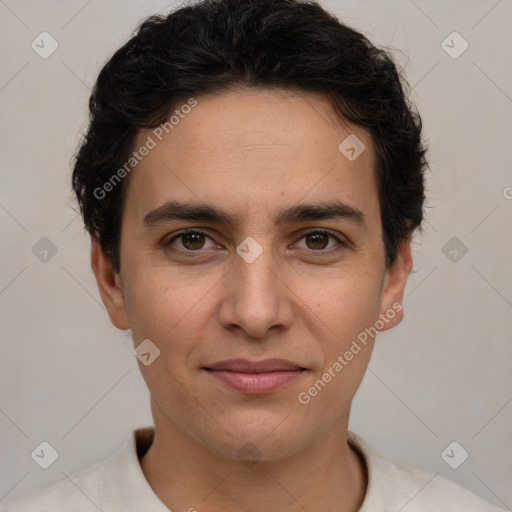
[219, 235, 290, 337]
[235, 235, 280, 304]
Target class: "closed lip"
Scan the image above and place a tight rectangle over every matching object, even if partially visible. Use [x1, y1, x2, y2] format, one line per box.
[203, 358, 305, 373]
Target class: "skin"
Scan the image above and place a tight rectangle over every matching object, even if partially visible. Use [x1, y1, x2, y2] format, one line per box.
[91, 87, 412, 512]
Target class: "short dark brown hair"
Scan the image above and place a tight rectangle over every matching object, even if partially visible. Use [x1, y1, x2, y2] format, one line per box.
[72, 0, 428, 271]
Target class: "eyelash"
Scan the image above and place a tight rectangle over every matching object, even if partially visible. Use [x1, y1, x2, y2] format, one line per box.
[164, 229, 349, 257]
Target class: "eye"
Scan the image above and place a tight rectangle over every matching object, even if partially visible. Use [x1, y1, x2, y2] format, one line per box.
[294, 230, 347, 252]
[163, 228, 348, 256]
[165, 229, 217, 251]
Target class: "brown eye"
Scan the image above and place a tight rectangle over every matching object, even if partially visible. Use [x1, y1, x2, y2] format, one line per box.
[180, 232, 206, 250]
[305, 232, 330, 250]
[165, 230, 215, 251]
[295, 230, 345, 252]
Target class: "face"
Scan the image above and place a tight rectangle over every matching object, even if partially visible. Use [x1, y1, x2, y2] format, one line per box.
[92, 87, 411, 461]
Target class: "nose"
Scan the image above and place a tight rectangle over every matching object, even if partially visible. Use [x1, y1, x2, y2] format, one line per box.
[218, 242, 293, 339]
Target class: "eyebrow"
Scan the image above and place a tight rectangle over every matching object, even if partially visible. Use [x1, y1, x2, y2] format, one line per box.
[143, 199, 366, 228]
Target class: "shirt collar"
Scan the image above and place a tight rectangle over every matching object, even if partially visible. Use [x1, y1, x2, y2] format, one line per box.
[98, 427, 170, 512]
[97, 427, 379, 511]
[348, 430, 389, 511]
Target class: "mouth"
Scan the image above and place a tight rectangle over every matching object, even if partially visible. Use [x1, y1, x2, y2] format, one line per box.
[203, 358, 307, 394]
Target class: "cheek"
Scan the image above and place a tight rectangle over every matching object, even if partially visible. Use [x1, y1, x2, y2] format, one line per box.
[301, 269, 382, 345]
[296, 280, 379, 421]
[120, 232, 222, 335]
[127, 278, 208, 398]
[126, 277, 208, 343]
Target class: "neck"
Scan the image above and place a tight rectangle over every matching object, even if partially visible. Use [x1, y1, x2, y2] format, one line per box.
[140, 407, 367, 512]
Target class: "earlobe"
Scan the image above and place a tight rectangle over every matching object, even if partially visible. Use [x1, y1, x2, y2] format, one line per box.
[378, 238, 413, 331]
[90, 237, 130, 330]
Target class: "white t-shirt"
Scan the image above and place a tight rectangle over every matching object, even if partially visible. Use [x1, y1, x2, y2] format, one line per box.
[2, 427, 507, 512]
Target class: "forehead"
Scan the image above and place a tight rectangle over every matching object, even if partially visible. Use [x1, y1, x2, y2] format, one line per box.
[124, 87, 379, 226]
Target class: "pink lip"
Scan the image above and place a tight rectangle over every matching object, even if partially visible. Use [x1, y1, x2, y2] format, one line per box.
[204, 359, 306, 394]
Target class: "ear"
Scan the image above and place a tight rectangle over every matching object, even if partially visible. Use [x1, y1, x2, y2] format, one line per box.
[90, 237, 130, 330]
[377, 237, 413, 331]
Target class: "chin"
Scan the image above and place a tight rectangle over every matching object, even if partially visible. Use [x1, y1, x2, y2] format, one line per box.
[199, 409, 312, 463]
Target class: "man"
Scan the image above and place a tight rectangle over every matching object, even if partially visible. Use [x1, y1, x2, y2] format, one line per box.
[3, 0, 506, 510]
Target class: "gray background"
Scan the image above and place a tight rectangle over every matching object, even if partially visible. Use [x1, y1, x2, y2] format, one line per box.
[1, 0, 511, 508]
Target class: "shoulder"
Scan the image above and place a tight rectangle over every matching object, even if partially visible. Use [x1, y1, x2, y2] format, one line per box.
[382, 459, 506, 512]
[348, 431, 508, 512]
[1, 427, 158, 512]
[1, 459, 106, 512]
